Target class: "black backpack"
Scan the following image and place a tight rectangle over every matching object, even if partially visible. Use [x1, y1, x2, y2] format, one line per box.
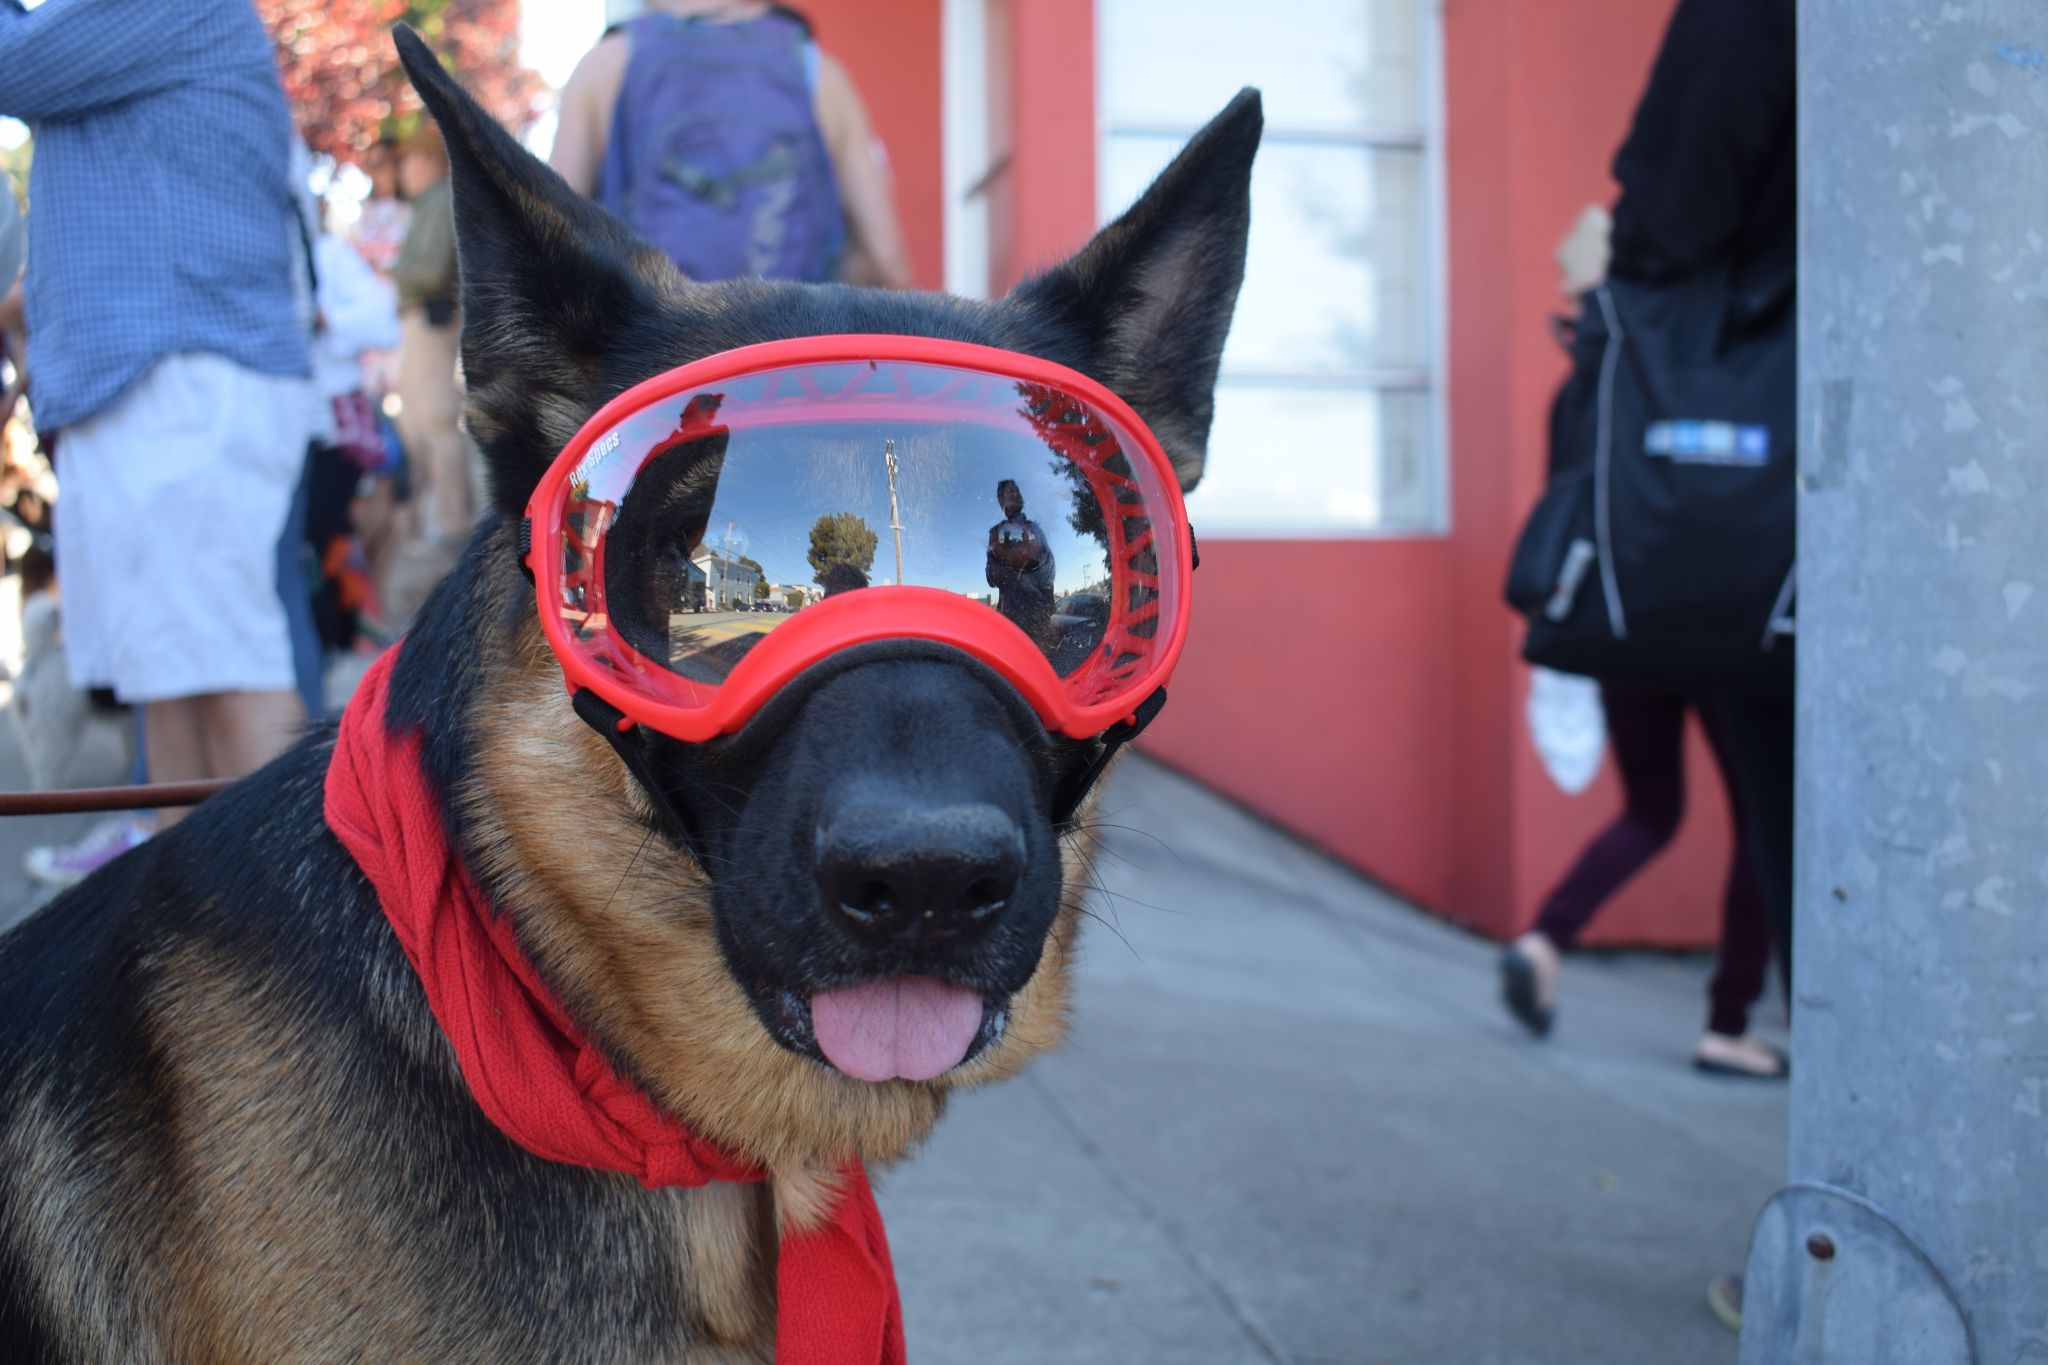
[1504, 269, 1796, 695]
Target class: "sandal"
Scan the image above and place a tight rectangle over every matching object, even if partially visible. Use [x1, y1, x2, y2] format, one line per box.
[1692, 1032, 1789, 1080]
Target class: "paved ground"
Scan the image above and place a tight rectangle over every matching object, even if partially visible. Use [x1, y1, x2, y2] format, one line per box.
[880, 756, 1788, 1365]
[0, 693, 1787, 1364]
[0, 678, 132, 931]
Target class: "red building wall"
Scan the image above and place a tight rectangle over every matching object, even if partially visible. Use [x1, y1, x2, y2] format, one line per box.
[814, 0, 1729, 947]
[1142, 540, 1461, 911]
[804, 0, 947, 290]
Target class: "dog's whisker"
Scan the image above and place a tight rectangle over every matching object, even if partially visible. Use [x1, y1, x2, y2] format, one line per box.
[1061, 820, 1183, 867]
[602, 825, 659, 916]
[1074, 839, 1141, 874]
[1060, 845, 1188, 920]
[1064, 902, 1141, 960]
[1066, 841, 1133, 929]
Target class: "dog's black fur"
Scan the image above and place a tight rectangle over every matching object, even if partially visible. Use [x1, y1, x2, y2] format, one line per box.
[0, 28, 1257, 1361]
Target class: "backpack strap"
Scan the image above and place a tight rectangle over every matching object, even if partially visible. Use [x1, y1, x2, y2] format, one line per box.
[1051, 687, 1169, 825]
[767, 4, 815, 38]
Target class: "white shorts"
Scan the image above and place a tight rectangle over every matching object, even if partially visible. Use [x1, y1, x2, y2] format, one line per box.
[55, 353, 317, 703]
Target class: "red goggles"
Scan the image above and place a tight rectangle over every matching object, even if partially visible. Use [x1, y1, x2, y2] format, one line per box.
[523, 336, 1194, 744]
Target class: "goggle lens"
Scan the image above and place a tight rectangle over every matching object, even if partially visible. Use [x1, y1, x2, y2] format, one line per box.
[539, 354, 1187, 737]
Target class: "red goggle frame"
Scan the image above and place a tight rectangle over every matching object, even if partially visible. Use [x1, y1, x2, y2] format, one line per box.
[523, 335, 1194, 744]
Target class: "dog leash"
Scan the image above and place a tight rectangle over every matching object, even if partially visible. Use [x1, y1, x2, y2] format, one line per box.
[0, 779, 229, 816]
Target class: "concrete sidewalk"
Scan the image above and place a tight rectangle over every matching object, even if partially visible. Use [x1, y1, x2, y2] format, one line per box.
[881, 755, 1786, 1365]
[0, 680, 132, 934]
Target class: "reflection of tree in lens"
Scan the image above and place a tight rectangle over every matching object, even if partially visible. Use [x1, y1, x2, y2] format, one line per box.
[1050, 456, 1108, 547]
[807, 512, 879, 591]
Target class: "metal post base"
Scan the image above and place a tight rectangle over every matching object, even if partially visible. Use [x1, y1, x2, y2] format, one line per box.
[1737, 1183, 1972, 1365]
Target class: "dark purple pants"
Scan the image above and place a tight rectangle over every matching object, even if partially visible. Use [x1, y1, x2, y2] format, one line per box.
[1533, 686, 1773, 1037]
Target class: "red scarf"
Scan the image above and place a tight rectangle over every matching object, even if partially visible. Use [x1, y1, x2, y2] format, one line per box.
[324, 648, 905, 1365]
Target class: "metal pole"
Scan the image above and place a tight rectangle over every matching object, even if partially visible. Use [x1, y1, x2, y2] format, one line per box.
[0, 780, 228, 816]
[885, 439, 905, 585]
[721, 521, 735, 611]
[1740, 5, 2048, 1361]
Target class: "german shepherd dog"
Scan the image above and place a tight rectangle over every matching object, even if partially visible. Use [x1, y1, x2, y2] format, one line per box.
[0, 33, 1258, 1361]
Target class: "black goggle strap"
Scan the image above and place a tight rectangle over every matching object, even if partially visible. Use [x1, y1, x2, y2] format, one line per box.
[570, 686, 712, 863]
[1051, 685, 1168, 826]
[1050, 518, 1191, 820]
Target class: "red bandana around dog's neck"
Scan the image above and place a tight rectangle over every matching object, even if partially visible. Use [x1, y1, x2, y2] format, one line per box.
[324, 647, 905, 1365]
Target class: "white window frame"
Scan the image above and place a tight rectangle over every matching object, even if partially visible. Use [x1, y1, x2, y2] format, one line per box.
[1091, 0, 1451, 538]
[941, 0, 996, 298]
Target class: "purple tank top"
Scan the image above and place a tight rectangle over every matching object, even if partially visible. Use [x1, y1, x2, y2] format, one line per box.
[597, 10, 847, 283]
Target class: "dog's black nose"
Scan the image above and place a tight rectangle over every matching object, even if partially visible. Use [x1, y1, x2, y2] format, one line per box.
[815, 802, 1026, 944]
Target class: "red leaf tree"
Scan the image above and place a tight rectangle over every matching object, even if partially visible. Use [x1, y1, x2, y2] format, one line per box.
[262, 0, 544, 162]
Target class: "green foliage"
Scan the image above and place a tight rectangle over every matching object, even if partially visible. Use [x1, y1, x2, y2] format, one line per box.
[260, 0, 542, 161]
[806, 512, 879, 587]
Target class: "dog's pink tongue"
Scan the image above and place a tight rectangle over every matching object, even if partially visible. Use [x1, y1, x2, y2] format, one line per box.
[810, 976, 984, 1083]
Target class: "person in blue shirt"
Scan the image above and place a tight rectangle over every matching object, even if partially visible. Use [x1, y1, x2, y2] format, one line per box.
[0, 0, 316, 880]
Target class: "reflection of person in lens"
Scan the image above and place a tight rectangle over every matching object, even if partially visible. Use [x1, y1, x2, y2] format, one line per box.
[819, 561, 870, 597]
[986, 479, 1057, 642]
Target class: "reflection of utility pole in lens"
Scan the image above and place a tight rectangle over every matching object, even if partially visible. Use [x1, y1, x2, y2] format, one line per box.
[884, 439, 905, 586]
[721, 519, 737, 610]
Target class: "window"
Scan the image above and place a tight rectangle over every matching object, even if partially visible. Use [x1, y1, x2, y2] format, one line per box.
[1098, 0, 1442, 533]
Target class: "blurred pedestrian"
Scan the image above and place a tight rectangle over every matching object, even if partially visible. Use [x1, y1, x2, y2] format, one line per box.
[383, 118, 469, 634]
[1630, 5, 1794, 1326]
[550, 0, 912, 288]
[348, 134, 412, 278]
[303, 226, 400, 698]
[1605, 0, 1796, 1004]
[0, 0, 317, 879]
[1505, 0, 1796, 1332]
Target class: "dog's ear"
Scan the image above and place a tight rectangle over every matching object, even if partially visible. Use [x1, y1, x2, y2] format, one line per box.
[393, 26, 690, 519]
[1008, 90, 1261, 493]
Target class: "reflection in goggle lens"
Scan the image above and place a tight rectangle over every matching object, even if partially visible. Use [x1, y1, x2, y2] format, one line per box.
[577, 367, 1168, 707]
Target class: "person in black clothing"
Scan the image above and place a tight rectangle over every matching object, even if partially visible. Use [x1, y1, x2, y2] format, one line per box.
[1591, 0, 1797, 1333]
[1608, 0, 1796, 1010]
[985, 478, 1057, 644]
[1504, 0, 1797, 1087]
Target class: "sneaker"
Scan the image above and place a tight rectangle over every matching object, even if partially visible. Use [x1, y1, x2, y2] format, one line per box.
[25, 816, 150, 887]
